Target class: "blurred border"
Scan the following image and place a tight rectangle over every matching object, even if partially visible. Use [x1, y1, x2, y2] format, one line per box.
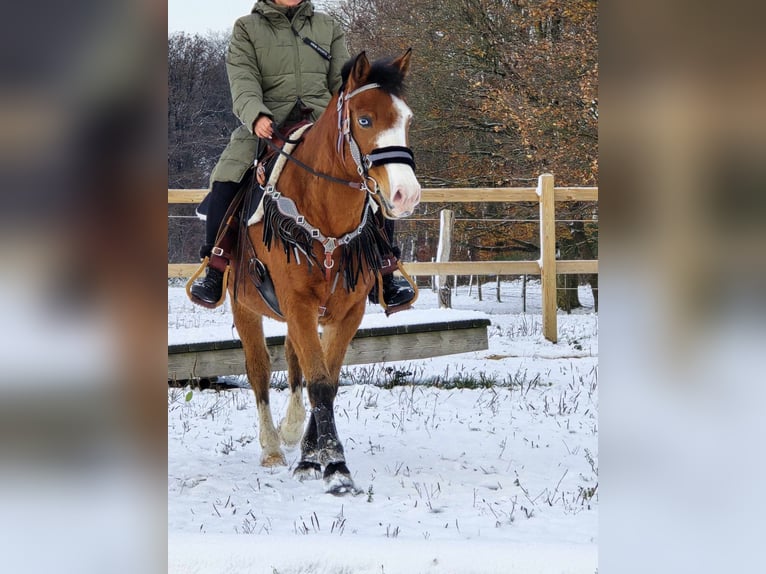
[601, 1, 766, 572]
[0, 2, 167, 573]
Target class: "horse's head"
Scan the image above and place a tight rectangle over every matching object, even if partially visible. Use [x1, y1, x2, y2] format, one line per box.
[339, 50, 421, 219]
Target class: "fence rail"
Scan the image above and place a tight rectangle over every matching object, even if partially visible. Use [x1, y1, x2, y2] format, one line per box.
[168, 174, 597, 342]
[168, 186, 598, 204]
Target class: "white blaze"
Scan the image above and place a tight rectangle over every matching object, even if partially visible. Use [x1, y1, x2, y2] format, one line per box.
[374, 95, 421, 217]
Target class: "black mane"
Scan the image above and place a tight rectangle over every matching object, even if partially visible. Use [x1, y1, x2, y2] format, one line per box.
[340, 54, 406, 97]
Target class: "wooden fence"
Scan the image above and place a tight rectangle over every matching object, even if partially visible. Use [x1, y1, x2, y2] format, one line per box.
[168, 174, 598, 343]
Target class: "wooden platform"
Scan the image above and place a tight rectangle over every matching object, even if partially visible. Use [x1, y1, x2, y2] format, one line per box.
[168, 317, 491, 381]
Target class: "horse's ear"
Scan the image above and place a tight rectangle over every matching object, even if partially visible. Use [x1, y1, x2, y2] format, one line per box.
[348, 51, 371, 90]
[392, 48, 412, 78]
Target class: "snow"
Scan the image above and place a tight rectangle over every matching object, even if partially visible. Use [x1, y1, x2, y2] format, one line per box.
[168, 279, 598, 573]
[169, 535, 595, 574]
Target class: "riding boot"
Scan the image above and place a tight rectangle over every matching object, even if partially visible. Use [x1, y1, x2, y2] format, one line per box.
[189, 267, 225, 305]
[368, 218, 416, 308]
[190, 180, 239, 305]
[381, 273, 416, 307]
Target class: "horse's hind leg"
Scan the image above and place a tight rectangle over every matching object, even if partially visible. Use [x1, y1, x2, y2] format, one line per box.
[278, 334, 307, 448]
[232, 302, 285, 467]
[293, 408, 322, 480]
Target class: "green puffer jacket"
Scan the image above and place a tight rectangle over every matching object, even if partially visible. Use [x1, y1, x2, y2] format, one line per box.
[210, 0, 350, 184]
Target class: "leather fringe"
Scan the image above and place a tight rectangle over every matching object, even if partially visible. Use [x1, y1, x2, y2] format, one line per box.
[262, 194, 319, 270]
[261, 195, 392, 293]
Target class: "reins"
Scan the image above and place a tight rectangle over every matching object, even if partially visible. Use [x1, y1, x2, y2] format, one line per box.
[263, 133, 365, 190]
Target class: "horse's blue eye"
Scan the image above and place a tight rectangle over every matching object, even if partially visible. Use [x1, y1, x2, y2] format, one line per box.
[358, 116, 372, 128]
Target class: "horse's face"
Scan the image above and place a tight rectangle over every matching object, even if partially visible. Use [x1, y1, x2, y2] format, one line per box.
[346, 51, 422, 219]
[364, 93, 421, 219]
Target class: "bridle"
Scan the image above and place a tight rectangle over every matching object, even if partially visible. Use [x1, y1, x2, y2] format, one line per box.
[336, 83, 416, 197]
[264, 83, 416, 198]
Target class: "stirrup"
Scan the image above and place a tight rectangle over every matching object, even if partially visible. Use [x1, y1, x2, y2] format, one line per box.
[376, 263, 418, 316]
[185, 256, 231, 309]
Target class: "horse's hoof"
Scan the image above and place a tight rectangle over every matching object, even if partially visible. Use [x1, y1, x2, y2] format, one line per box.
[323, 462, 361, 496]
[260, 450, 287, 467]
[293, 461, 322, 481]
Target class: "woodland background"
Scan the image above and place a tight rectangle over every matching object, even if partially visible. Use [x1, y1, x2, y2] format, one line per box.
[168, 0, 598, 309]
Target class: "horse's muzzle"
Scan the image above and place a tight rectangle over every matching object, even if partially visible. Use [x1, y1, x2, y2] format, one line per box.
[389, 183, 421, 218]
[379, 191, 419, 219]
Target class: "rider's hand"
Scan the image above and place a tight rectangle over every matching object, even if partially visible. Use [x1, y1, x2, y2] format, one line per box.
[253, 115, 274, 139]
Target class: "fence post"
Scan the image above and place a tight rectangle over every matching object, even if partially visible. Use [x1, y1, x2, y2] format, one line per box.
[436, 209, 454, 308]
[522, 274, 527, 313]
[537, 173, 558, 343]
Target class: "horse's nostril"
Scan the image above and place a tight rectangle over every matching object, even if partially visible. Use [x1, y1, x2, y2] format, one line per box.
[392, 190, 403, 205]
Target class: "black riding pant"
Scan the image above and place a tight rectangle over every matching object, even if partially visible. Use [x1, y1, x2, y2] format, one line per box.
[199, 180, 239, 259]
[382, 216, 400, 258]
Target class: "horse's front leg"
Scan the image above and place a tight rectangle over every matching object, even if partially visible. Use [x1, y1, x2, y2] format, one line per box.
[231, 302, 285, 467]
[314, 301, 367, 492]
[285, 303, 357, 494]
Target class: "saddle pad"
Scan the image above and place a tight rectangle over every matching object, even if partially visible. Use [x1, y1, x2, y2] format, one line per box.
[247, 122, 313, 227]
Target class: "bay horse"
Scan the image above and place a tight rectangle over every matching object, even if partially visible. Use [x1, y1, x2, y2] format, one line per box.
[231, 50, 421, 494]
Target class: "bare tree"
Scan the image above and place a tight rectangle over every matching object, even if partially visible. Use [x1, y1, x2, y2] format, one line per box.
[168, 32, 237, 262]
[329, 0, 597, 279]
[168, 32, 236, 188]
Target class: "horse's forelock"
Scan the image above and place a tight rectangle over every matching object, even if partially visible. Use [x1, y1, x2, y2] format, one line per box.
[339, 56, 406, 97]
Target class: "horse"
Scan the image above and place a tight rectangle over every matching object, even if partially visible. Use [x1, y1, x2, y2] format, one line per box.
[230, 50, 421, 494]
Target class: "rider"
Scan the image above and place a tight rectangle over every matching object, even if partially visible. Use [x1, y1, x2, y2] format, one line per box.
[190, 0, 416, 310]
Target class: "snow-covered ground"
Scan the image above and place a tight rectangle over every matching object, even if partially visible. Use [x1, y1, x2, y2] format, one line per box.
[168, 279, 598, 573]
